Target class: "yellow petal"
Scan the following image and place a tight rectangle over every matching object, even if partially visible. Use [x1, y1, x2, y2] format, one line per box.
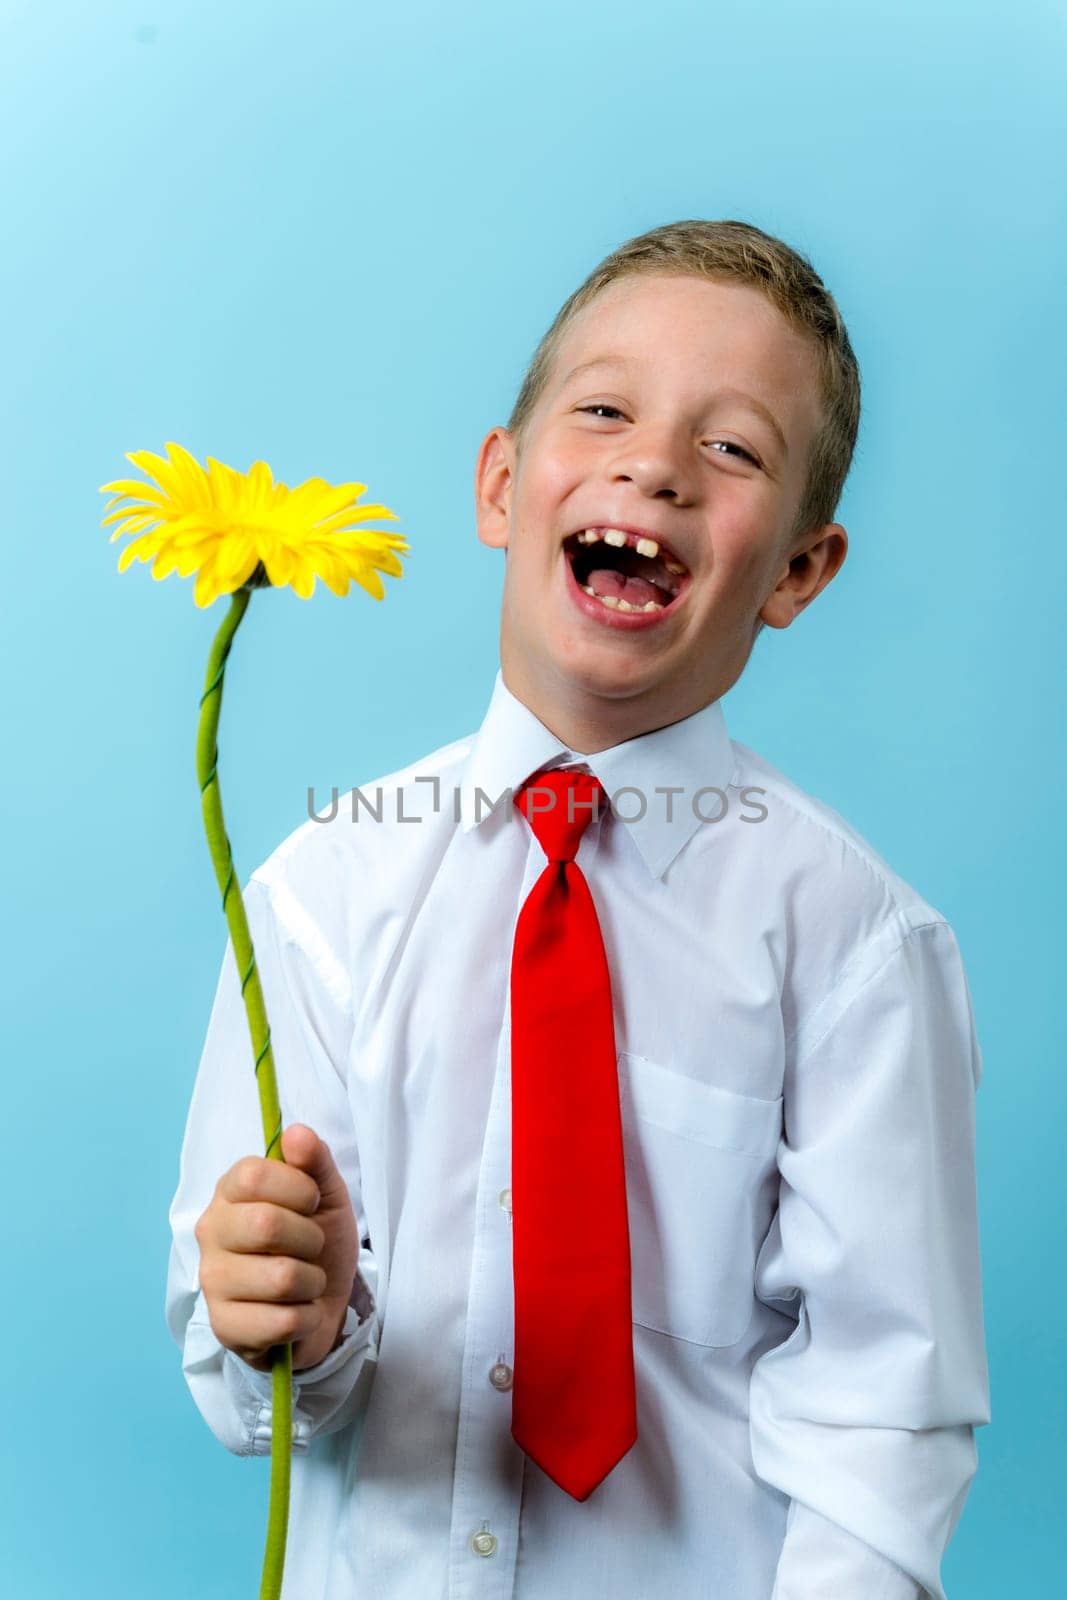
[151, 545, 185, 580]
[246, 460, 274, 508]
[313, 503, 400, 536]
[193, 560, 224, 608]
[308, 546, 350, 597]
[329, 531, 407, 574]
[164, 441, 212, 509]
[147, 537, 213, 581]
[170, 519, 220, 546]
[117, 533, 166, 571]
[305, 482, 371, 523]
[159, 541, 215, 578]
[205, 456, 243, 515]
[211, 563, 257, 600]
[375, 550, 406, 578]
[348, 563, 385, 601]
[288, 553, 317, 599]
[261, 540, 297, 587]
[214, 531, 255, 581]
[175, 537, 220, 570]
[183, 546, 212, 577]
[99, 481, 169, 506]
[108, 513, 164, 543]
[102, 508, 160, 532]
[357, 554, 402, 580]
[126, 449, 183, 498]
[230, 554, 260, 590]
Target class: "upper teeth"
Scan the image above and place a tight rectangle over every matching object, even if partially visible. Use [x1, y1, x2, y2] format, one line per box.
[576, 527, 687, 573]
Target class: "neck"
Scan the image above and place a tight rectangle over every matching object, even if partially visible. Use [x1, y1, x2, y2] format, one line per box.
[499, 659, 717, 754]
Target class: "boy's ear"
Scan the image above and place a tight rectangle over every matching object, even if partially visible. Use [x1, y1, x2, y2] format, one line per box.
[759, 521, 848, 630]
[475, 426, 516, 551]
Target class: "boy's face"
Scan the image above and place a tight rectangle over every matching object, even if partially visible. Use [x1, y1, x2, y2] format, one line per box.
[475, 273, 847, 750]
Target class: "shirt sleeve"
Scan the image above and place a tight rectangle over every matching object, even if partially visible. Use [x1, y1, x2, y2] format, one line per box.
[748, 919, 991, 1600]
[165, 872, 381, 1457]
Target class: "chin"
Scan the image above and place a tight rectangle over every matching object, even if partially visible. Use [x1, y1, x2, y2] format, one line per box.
[553, 642, 666, 702]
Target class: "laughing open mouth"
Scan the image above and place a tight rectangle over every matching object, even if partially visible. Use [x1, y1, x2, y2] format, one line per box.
[563, 527, 690, 614]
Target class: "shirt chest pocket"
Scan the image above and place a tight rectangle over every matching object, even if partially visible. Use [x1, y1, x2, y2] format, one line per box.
[617, 1052, 783, 1349]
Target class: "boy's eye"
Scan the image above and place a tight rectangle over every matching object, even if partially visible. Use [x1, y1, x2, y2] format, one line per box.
[575, 405, 759, 466]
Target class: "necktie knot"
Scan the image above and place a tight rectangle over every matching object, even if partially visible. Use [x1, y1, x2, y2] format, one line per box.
[514, 768, 608, 863]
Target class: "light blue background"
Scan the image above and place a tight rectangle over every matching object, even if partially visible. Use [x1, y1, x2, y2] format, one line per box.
[1, 1, 1062, 1593]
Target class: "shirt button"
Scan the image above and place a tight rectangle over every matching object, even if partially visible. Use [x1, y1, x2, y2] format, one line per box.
[498, 1187, 512, 1214]
[489, 1361, 513, 1391]
[470, 1526, 498, 1557]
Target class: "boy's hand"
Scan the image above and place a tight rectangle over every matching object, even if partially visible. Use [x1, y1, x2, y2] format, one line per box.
[194, 1123, 360, 1374]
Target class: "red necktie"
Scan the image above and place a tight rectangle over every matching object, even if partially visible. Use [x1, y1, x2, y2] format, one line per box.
[509, 767, 638, 1500]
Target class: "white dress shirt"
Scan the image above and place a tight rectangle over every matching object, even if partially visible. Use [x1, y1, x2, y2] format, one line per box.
[166, 668, 990, 1600]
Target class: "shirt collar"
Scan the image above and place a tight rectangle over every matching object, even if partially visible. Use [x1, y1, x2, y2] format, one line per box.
[456, 669, 737, 880]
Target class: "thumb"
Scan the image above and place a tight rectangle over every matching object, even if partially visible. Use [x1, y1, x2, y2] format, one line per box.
[279, 1123, 347, 1206]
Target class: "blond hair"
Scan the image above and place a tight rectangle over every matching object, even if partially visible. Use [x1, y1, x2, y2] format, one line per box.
[506, 218, 861, 547]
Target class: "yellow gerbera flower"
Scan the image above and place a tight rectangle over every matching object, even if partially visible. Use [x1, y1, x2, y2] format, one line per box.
[101, 440, 409, 607]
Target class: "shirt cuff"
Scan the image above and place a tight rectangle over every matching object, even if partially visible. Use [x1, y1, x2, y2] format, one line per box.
[227, 1295, 377, 1405]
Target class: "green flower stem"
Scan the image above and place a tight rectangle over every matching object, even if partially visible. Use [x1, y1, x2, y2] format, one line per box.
[195, 585, 292, 1600]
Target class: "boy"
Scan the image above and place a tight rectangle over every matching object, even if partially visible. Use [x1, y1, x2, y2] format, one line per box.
[167, 218, 990, 1599]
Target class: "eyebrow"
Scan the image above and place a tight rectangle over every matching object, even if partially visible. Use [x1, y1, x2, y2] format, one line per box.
[559, 356, 789, 457]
